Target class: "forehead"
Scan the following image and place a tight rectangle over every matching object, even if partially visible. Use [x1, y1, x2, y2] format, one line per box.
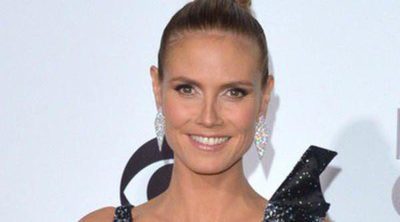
[164, 30, 261, 83]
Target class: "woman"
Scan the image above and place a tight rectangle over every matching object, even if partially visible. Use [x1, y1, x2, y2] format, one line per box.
[81, 0, 336, 221]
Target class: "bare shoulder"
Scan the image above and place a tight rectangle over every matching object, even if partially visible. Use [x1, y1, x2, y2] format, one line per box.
[79, 206, 115, 222]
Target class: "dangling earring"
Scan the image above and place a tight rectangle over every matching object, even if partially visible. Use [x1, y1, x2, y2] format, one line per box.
[254, 114, 268, 159]
[154, 107, 165, 152]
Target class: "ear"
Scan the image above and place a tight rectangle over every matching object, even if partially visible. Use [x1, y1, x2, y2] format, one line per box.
[258, 75, 274, 116]
[150, 65, 162, 110]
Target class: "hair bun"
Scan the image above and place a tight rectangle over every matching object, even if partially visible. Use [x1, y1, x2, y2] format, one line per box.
[236, 0, 251, 10]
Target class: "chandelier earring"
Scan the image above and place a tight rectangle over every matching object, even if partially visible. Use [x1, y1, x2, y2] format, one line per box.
[154, 107, 165, 152]
[254, 114, 268, 159]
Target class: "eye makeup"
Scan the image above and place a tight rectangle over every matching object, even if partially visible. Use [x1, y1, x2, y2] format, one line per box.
[174, 84, 196, 95]
[226, 87, 249, 98]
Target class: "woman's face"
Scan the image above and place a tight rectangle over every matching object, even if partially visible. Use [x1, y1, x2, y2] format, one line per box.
[151, 31, 273, 175]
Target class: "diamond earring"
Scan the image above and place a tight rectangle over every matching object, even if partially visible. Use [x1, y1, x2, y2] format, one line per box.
[254, 114, 268, 159]
[154, 107, 165, 152]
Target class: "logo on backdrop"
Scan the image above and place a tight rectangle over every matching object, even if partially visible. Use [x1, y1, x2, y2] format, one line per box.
[119, 138, 174, 205]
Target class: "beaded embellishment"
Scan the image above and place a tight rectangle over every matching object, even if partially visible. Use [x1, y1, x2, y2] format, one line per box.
[263, 146, 337, 221]
[113, 205, 133, 222]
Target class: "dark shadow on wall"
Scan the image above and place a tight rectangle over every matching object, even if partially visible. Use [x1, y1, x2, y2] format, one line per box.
[321, 166, 341, 194]
[328, 119, 398, 221]
[392, 176, 400, 216]
[320, 166, 341, 222]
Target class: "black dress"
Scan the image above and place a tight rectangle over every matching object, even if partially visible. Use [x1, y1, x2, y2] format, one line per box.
[113, 146, 337, 222]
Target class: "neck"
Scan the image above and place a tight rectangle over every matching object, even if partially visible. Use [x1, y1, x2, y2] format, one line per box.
[158, 158, 265, 221]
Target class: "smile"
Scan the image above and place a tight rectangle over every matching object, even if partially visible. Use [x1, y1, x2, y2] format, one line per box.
[189, 134, 231, 151]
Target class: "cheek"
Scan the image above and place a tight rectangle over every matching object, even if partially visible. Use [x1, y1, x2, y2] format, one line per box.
[163, 93, 195, 129]
[223, 100, 259, 133]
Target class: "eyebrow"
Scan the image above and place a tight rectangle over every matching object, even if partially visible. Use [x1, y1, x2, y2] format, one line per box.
[169, 76, 254, 88]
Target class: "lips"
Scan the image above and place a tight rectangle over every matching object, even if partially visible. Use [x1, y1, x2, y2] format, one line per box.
[188, 134, 231, 151]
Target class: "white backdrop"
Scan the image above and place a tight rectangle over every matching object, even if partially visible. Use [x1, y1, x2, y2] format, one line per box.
[1, 0, 399, 221]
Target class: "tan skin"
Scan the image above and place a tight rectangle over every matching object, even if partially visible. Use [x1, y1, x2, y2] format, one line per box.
[80, 30, 328, 222]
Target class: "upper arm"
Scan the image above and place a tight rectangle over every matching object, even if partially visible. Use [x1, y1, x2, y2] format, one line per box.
[79, 207, 115, 222]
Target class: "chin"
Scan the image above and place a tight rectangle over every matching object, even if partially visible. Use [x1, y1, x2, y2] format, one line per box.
[193, 161, 231, 175]
[177, 152, 242, 176]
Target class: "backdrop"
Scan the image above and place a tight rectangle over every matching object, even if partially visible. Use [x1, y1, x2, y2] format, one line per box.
[1, 0, 399, 221]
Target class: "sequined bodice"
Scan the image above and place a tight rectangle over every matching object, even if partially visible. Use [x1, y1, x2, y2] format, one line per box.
[113, 146, 337, 222]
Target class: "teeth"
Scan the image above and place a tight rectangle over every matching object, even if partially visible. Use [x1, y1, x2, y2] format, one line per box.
[190, 135, 229, 145]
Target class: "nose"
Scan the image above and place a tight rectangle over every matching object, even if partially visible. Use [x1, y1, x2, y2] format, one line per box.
[195, 96, 223, 128]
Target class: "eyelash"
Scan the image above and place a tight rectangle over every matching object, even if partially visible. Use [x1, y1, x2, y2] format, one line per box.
[174, 84, 195, 95]
[226, 88, 248, 98]
[174, 84, 248, 98]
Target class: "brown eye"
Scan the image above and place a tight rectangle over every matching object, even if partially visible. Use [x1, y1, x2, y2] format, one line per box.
[175, 84, 195, 95]
[227, 88, 247, 98]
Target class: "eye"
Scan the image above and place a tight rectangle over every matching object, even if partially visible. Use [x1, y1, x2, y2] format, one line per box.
[226, 88, 248, 98]
[174, 84, 195, 95]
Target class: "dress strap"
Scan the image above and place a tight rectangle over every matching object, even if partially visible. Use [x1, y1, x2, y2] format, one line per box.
[113, 205, 134, 222]
[264, 145, 337, 222]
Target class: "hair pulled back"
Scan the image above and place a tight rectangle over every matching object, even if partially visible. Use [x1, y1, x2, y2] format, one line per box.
[157, 0, 269, 86]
